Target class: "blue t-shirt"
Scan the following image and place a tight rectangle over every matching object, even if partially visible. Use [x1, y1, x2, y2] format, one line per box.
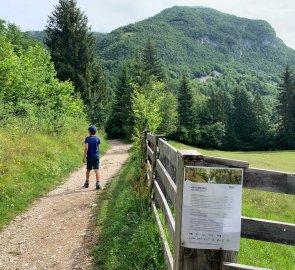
[85, 136, 100, 157]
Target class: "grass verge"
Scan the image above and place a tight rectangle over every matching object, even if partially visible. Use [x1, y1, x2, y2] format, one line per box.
[92, 154, 165, 270]
[169, 140, 295, 270]
[0, 125, 109, 230]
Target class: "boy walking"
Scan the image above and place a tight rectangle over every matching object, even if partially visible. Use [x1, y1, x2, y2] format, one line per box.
[83, 126, 101, 190]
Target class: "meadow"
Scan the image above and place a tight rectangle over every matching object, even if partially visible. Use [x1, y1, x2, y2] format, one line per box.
[170, 140, 295, 270]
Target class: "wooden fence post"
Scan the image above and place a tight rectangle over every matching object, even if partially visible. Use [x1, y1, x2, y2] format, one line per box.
[174, 150, 239, 270]
[173, 150, 186, 270]
[152, 135, 165, 173]
[143, 130, 149, 162]
[149, 134, 165, 196]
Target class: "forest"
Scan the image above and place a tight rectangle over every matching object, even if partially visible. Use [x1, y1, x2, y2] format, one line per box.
[1, 3, 295, 153]
[28, 5, 295, 151]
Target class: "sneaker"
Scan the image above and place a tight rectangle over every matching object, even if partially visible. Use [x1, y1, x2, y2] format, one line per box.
[96, 182, 101, 190]
[84, 180, 89, 188]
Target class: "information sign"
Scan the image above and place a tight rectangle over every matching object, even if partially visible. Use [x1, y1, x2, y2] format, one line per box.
[181, 166, 243, 251]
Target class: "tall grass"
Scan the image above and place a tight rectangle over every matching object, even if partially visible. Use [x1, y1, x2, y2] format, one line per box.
[92, 154, 165, 270]
[169, 140, 295, 269]
[0, 124, 109, 230]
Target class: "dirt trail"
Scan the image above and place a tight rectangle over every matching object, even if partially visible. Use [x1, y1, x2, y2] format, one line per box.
[0, 140, 131, 270]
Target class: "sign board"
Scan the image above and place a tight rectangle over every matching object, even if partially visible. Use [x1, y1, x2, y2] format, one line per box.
[181, 166, 243, 251]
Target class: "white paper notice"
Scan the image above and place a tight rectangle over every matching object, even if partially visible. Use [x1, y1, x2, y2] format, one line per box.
[181, 166, 243, 251]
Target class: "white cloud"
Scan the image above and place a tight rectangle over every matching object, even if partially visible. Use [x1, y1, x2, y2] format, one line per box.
[0, 0, 59, 30]
[0, 0, 294, 49]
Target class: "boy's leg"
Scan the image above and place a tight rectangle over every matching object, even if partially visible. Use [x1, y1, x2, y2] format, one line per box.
[86, 169, 91, 181]
[94, 169, 100, 182]
[93, 157, 101, 189]
[84, 170, 91, 188]
[84, 156, 93, 188]
[94, 169, 101, 190]
[93, 157, 100, 182]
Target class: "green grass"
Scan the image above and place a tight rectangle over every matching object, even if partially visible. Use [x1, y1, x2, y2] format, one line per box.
[92, 155, 165, 270]
[169, 140, 295, 270]
[169, 141, 295, 173]
[0, 125, 109, 230]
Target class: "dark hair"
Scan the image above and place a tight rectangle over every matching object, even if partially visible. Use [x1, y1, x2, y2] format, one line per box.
[88, 126, 97, 135]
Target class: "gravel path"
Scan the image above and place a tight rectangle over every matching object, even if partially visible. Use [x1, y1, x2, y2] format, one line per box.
[0, 140, 131, 270]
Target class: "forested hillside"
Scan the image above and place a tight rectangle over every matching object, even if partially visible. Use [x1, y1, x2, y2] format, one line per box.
[23, 5, 295, 151]
[28, 6, 295, 83]
[95, 6, 295, 81]
[27, 30, 106, 48]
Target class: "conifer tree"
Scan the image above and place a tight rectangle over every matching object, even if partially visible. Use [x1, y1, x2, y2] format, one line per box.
[252, 93, 272, 149]
[178, 75, 196, 128]
[87, 61, 109, 126]
[142, 40, 165, 82]
[45, 0, 109, 126]
[106, 65, 133, 139]
[45, 0, 94, 98]
[207, 90, 232, 124]
[276, 66, 295, 148]
[175, 75, 199, 143]
[227, 87, 257, 149]
[129, 53, 145, 86]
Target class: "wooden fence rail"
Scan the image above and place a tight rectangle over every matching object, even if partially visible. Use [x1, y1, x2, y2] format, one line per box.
[144, 132, 295, 270]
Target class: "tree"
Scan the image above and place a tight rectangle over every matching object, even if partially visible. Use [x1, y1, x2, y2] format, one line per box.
[200, 122, 226, 149]
[131, 80, 175, 168]
[177, 75, 197, 129]
[0, 22, 85, 133]
[252, 93, 272, 149]
[45, 0, 109, 126]
[132, 81, 164, 134]
[276, 66, 295, 149]
[175, 75, 200, 144]
[106, 65, 133, 139]
[142, 40, 165, 82]
[129, 53, 145, 86]
[207, 90, 232, 125]
[86, 61, 109, 127]
[45, 0, 93, 95]
[227, 87, 257, 150]
[158, 92, 178, 136]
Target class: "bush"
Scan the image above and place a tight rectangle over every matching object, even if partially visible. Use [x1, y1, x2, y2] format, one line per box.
[0, 21, 85, 134]
[200, 122, 226, 148]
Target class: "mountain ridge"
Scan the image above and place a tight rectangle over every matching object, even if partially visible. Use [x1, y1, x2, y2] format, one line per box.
[25, 6, 295, 81]
[95, 6, 295, 80]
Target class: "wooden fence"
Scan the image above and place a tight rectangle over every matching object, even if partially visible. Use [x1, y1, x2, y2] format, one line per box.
[144, 132, 295, 270]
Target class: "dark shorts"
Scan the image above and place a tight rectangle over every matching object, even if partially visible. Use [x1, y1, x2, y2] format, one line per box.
[86, 156, 100, 170]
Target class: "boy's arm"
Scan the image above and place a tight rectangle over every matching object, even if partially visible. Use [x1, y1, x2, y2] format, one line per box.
[83, 143, 88, 163]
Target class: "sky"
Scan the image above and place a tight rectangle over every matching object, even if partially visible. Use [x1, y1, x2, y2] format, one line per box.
[0, 0, 295, 49]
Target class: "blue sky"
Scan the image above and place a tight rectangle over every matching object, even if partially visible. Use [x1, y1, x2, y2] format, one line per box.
[0, 0, 294, 49]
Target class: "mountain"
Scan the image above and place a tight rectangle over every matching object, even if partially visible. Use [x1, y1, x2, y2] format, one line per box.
[26, 30, 106, 47]
[26, 31, 46, 44]
[95, 6, 295, 80]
